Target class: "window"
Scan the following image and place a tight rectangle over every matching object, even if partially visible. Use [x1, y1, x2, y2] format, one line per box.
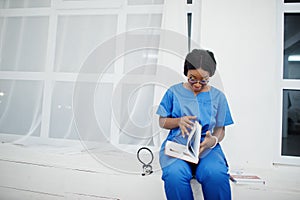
[282, 89, 300, 156]
[278, 0, 300, 165]
[283, 13, 300, 79]
[0, 0, 50, 8]
[0, 1, 168, 147]
[0, 1, 201, 156]
[285, 0, 300, 3]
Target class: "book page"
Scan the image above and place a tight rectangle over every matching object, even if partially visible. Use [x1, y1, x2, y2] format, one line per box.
[187, 121, 201, 157]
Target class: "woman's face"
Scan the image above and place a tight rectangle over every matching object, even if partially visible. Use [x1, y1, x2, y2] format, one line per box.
[187, 68, 210, 93]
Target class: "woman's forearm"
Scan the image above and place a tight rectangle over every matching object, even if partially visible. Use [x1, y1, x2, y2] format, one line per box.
[159, 117, 180, 130]
[159, 116, 197, 137]
[212, 126, 225, 143]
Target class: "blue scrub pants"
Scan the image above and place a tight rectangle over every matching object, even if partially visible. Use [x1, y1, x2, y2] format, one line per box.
[161, 144, 231, 200]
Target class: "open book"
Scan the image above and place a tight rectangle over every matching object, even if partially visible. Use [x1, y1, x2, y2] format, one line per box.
[165, 121, 202, 164]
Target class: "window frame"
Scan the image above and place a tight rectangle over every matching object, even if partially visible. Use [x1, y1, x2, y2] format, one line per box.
[274, 0, 300, 166]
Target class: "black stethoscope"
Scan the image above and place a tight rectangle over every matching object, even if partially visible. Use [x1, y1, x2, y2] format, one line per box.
[137, 147, 154, 176]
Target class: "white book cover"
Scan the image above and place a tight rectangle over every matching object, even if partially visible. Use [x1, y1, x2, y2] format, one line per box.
[165, 121, 202, 164]
[229, 174, 266, 185]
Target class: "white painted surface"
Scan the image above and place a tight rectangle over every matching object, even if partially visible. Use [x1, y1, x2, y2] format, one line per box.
[0, 143, 300, 200]
[200, 0, 289, 168]
[1, 0, 300, 199]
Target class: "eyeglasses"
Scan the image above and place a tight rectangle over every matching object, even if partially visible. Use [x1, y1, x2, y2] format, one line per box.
[188, 76, 209, 85]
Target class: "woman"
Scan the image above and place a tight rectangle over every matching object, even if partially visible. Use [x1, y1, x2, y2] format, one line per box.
[156, 49, 234, 200]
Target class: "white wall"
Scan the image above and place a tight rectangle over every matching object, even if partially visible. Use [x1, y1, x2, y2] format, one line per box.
[200, 0, 278, 169]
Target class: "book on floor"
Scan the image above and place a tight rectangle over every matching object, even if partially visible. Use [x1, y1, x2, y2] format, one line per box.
[229, 174, 265, 185]
[164, 121, 202, 164]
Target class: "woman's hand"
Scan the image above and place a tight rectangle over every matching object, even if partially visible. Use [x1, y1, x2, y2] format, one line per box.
[199, 131, 218, 155]
[179, 116, 197, 137]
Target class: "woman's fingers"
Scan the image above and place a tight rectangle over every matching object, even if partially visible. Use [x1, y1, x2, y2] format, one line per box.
[180, 116, 197, 137]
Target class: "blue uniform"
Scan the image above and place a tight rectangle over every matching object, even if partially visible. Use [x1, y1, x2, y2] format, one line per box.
[156, 83, 234, 200]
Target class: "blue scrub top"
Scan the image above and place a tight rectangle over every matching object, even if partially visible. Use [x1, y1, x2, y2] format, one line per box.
[156, 83, 234, 147]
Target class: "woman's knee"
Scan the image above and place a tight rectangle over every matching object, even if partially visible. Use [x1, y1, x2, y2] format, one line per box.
[196, 165, 231, 200]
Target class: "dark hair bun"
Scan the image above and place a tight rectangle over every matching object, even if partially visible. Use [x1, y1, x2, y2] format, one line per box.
[184, 49, 217, 76]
